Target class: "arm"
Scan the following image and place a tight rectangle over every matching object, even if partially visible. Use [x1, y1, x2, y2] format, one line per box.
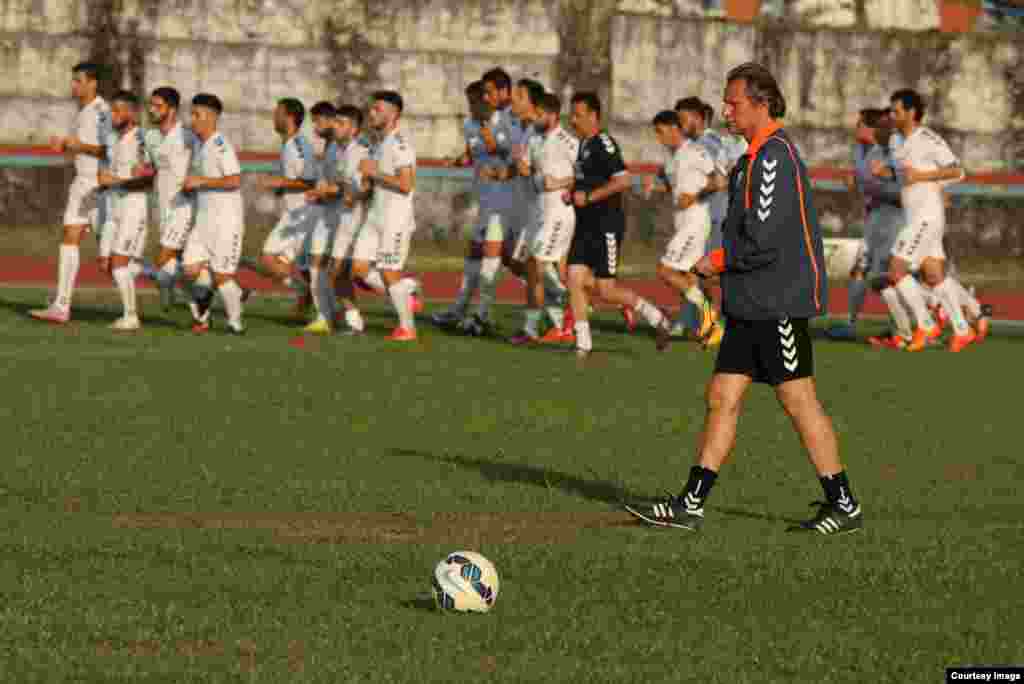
[574, 171, 631, 207]
[364, 163, 415, 195]
[97, 170, 153, 191]
[260, 175, 315, 193]
[183, 174, 242, 192]
[903, 164, 964, 186]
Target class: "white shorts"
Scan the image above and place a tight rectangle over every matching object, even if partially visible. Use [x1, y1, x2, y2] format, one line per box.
[63, 177, 107, 229]
[529, 206, 576, 263]
[661, 218, 710, 272]
[329, 206, 368, 262]
[891, 212, 945, 270]
[856, 204, 901, 275]
[183, 215, 245, 274]
[263, 205, 321, 263]
[352, 211, 414, 271]
[309, 205, 341, 257]
[111, 202, 149, 259]
[511, 204, 543, 263]
[159, 201, 195, 251]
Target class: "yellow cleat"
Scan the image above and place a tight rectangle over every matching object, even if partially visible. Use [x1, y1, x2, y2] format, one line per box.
[702, 322, 725, 349]
[303, 317, 332, 335]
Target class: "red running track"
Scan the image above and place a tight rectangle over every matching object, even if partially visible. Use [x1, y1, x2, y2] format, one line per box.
[2, 255, 1023, 320]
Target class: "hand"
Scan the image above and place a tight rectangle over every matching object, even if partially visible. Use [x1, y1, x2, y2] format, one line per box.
[516, 157, 531, 177]
[692, 255, 715, 278]
[561, 190, 573, 205]
[343, 191, 356, 208]
[642, 174, 654, 199]
[97, 170, 116, 188]
[870, 159, 888, 178]
[304, 188, 323, 203]
[358, 159, 378, 178]
[572, 190, 588, 208]
[182, 175, 202, 192]
[50, 136, 68, 153]
[132, 163, 155, 178]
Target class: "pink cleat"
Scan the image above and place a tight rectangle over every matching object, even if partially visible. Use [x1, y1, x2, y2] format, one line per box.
[29, 305, 70, 324]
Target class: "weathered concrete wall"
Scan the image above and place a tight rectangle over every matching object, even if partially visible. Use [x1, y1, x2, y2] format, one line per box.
[610, 13, 1023, 170]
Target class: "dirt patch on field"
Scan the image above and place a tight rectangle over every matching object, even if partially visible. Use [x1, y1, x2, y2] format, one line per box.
[111, 511, 633, 544]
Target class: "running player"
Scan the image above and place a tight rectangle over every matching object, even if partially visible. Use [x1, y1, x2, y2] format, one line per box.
[351, 91, 422, 341]
[302, 100, 343, 333]
[141, 86, 196, 311]
[566, 92, 671, 357]
[31, 62, 112, 324]
[96, 91, 151, 331]
[431, 80, 502, 330]
[255, 98, 319, 315]
[882, 89, 969, 352]
[180, 94, 247, 335]
[827, 108, 904, 342]
[644, 110, 719, 344]
[509, 91, 579, 343]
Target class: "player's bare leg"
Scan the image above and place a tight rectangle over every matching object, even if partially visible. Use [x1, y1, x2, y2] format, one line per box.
[592, 277, 671, 351]
[920, 257, 974, 351]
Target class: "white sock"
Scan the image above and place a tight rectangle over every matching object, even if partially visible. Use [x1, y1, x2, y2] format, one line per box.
[847, 278, 868, 325]
[574, 320, 592, 352]
[880, 286, 913, 339]
[684, 285, 707, 309]
[453, 258, 482, 315]
[950, 277, 981, 318]
[218, 279, 244, 327]
[310, 266, 334, 322]
[112, 265, 137, 318]
[524, 308, 542, 337]
[363, 270, 386, 293]
[895, 276, 935, 330]
[475, 256, 502, 321]
[543, 263, 567, 301]
[344, 308, 365, 332]
[389, 279, 415, 330]
[56, 244, 80, 311]
[634, 298, 665, 328]
[934, 278, 969, 335]
[545, 304, 564, 330]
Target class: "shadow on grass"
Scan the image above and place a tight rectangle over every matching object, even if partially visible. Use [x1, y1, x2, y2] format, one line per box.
[0, 296, 184, 330]
[399, 597, 440, 614]
[715, 506, 802, 525]
[392, 448, 635, 506]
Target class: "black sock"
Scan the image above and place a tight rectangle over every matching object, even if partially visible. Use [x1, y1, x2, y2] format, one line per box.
[678, 465, 718, 511]
[820, 471, 858, 512]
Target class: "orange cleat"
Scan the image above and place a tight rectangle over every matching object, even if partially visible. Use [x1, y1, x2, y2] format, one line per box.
[540, 327, 573, 344]
[948, 329, 976, 353]
[906, 325, 940, 352]
[868, 334, 907, 350]
[387, 326, 417, 342]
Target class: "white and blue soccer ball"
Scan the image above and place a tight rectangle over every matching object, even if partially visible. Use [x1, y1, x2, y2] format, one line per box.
[432, 551, 500, 613]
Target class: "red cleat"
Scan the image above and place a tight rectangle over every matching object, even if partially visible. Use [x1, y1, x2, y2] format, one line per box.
[867, 334, 907, 350]
[387, 326, 417, 342]
[540, 327, 573, 344]
[191, 320, 210, 335]
[410, 293, 424, 314]
[621, 305, 636, 333]
[948, 329, 976, 353]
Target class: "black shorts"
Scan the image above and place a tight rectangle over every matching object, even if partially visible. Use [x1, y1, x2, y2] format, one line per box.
[714, 317, 814, 386]
[567, 228, 623, 279]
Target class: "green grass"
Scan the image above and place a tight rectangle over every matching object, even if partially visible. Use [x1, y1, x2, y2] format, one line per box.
[0, 288, 1020, 683]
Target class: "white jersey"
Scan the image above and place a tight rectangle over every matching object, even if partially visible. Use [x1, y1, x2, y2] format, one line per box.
[464, 115, 512, 210]
[279, 133, 318, 213]
[320, 140, 340, 186]
[890, 126, 963, 219]
[337, 137, 370, 204]
[152, 123, 196, 218]
[538, 125, 579, 214]
[194, 131, 243, 225]
[366, 128, 416, 223]
[71, 96, 113, 181]
[664, 139, 714, 230]
[108, 126, 149, 213]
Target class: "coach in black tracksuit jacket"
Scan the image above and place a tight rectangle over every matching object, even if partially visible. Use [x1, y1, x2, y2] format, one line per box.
[626, 63, 863, 537]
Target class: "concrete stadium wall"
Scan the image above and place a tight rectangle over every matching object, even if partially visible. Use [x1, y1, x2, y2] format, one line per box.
[0, 1, 1021, 257]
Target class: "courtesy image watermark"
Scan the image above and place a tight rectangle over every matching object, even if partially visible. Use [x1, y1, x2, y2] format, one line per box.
[947, 668, 1024, 682]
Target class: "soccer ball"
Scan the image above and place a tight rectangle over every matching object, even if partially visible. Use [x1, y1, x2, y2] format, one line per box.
[432, 551, 500, 613]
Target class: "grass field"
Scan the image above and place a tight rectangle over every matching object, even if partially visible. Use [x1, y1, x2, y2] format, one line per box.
[0, 288, 1021, 683]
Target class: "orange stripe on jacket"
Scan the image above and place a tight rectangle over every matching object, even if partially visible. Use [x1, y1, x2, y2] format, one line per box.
[774, 137, 822, 312]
